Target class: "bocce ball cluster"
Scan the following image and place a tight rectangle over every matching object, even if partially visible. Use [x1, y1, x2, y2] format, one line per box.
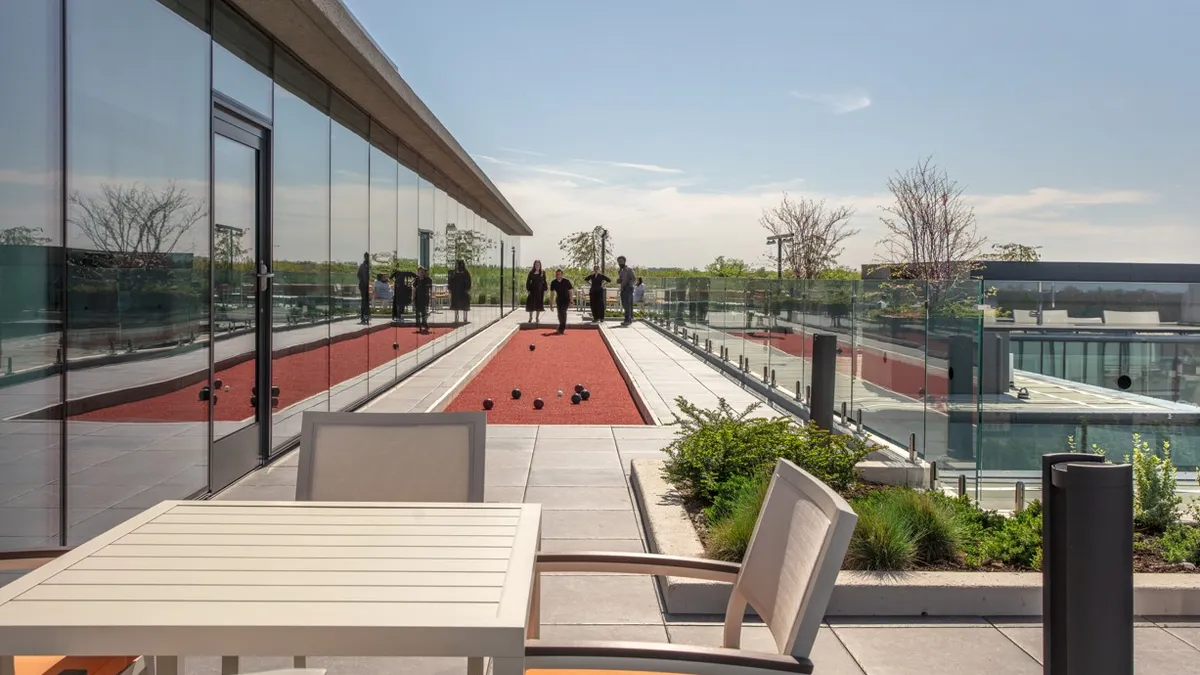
[480, 343, 594, 412]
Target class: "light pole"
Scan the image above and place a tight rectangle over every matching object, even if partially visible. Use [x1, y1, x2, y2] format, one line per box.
[599, 227, 609, 274]
[765, 233, 794, 280]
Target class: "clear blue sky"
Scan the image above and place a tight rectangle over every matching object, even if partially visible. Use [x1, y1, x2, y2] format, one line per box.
[346, 0, 1199, 269]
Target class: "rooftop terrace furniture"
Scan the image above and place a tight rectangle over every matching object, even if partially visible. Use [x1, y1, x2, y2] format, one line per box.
[296, 410, 486, 503]
[0, 549, 325, 675]
[526, 459, 857, 675]
[1103, 310, 1162, 325]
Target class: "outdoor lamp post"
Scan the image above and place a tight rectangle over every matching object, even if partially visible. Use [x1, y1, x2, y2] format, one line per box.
[765, 233, 794, 280]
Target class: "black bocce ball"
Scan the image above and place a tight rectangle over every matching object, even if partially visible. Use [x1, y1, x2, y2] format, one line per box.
[483, 398, 495, 410]
[534, 398, 545, 410]
[511, 388, 522, 400]
[571, 392, 582, 405]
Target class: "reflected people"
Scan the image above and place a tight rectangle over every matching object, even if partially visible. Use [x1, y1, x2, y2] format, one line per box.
[412, 266, 433, 333]
[357, 252, 371, 325]
[550, 268, 574, 335]
[584, 264, 611, 323]
[525, 259, 547, 324]
[449, 258, 472, 324]
[391, 267, 415, 324]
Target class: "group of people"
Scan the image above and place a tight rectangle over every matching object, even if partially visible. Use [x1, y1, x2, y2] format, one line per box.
[524, 255, 644, 334]
[357, 254, 474, 333]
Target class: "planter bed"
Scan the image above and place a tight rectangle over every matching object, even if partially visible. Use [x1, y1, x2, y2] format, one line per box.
[630, 459, 1200, 617]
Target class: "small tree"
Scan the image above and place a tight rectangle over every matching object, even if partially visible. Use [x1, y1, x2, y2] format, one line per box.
[876, 157, 985, 281]
[436, 228, 493, 268]
[69, 181, 205, 265]
[558, 226, 614, 271]
[760, 193, 858, 279]
[0, 227, 52, 246]
[985, 242, 1042, 262]
[704, 256, 756, 278]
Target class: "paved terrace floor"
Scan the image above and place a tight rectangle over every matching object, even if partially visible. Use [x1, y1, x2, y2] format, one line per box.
[205, 318, 1199, 675]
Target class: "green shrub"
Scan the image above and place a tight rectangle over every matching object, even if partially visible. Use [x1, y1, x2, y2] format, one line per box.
[844, 500, 916, 570]
[1160, 525, 1200, 565]
[980, 500, 1043, 570]
[662, 397, 874, 504]
[851, 488, 964, 567]
[1127, 434, 1181, 533]
[703, 472, 771, 562]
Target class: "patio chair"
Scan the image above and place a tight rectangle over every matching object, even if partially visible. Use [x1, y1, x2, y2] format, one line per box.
[0, 549, 325, 675]
[526, 458, 858, 675]
[296, 410, 487, 503]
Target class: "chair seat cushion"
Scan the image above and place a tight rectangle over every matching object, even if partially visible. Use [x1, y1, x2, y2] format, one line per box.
[526, 640, 812, 674]
[14, 656, 137, 675]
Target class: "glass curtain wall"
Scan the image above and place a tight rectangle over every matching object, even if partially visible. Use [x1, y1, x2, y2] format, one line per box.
[0, 1, 64, 549]
[64, 0, 213, 544]
[0, 0, 518, 552]
[269, 53, 330, 453]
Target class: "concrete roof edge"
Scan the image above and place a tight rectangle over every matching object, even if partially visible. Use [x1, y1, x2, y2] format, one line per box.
[232, 0, 532, 237]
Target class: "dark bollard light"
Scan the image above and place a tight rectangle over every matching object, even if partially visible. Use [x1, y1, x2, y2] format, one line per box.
[810, 333, 836, 431]
[1042, 453, 1133, 675]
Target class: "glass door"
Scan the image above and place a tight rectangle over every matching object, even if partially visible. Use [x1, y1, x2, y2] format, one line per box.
[209, 109, 271, 492]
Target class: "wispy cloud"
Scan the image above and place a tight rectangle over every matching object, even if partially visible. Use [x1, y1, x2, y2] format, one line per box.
[498, 147, 545, 157]
[573, 159, 685, 174]
[529, 167, 606, 184]
[790, 89, 872, 114]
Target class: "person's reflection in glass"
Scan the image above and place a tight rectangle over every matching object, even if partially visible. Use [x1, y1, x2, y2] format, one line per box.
[391, 267, 415, 324]
[413, 266, 433, 333]
[449, 259, 472, 325]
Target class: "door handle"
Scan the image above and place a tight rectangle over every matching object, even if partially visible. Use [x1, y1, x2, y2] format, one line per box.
[257, 261, 274, 292]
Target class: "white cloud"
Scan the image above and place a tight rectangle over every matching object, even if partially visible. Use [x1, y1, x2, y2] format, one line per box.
[498, 147, 545, 157]
[573, 159, 685, 174]
[790, 89, 872, 114]
[492, 170, 1164, 269]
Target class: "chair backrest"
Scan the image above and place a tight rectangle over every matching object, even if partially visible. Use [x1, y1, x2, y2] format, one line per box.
[732, 459, 858, 660]
[297, 411, 486, 502]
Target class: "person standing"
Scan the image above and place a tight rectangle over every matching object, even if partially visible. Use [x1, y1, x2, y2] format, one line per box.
[357, 252, 371, 325]
[448, 259, 472, 324]
[390, 268, 415, 324]
[525, 260, 547, 324]
[616, 255, 636, 325]
[583, 264, 611, 322]
[549, 269, 574, 334]
[412, 266, 433, 333]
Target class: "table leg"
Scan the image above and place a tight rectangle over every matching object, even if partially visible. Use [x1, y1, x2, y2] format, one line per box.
[154, 656, 179, 675]
[527, 572, 541, 639]
[2, 655, 15, 675]
[491, 657, 523, 675]
[466, 657, 485, 675]
[220, 656, 239, 675]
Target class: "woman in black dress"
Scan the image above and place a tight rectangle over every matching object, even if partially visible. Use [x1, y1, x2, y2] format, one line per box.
[390, 268, 415, 324]
[549, 269, 574, 334]
[448, 259, 472, 324]
[525, 260, 547, 324]
[583, 264, 611, 323]
[412, 267, 433, 333]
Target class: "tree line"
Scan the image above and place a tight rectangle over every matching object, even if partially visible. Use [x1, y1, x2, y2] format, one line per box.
[554, 156, 1042, 280]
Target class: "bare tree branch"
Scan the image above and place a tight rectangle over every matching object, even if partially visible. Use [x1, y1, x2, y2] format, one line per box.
[557, 226, 614, 270]
[874, 156, 985, 281]
[68, 181, 205, 267]
[759, 193, 858, 279]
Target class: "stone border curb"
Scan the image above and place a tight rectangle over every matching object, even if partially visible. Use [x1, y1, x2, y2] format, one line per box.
[630, 459, 1200, 616]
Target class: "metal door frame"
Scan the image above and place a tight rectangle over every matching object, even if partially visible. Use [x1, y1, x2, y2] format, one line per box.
[209, 104, 272, 493]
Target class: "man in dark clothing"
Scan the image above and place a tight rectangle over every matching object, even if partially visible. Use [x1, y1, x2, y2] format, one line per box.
[616, 255, 636, 325]
[583, 264, 610, 322]
[549, 269, 574, 334]
[412, 267, 433, 333]
[357, 252, 371, 325]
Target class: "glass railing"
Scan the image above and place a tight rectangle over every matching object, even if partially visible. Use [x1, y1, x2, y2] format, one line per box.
[642, 277, 1200, 504]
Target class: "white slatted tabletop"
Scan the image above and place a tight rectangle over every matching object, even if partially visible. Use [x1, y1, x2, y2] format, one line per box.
[0, 500, 542, 675]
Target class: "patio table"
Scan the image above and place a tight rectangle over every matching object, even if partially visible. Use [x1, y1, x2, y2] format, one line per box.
[0, 500, 542, 675]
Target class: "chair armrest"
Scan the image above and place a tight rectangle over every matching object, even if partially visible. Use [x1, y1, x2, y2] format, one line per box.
[535, 551, 740, 582]
[0, 547, 73, 571]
